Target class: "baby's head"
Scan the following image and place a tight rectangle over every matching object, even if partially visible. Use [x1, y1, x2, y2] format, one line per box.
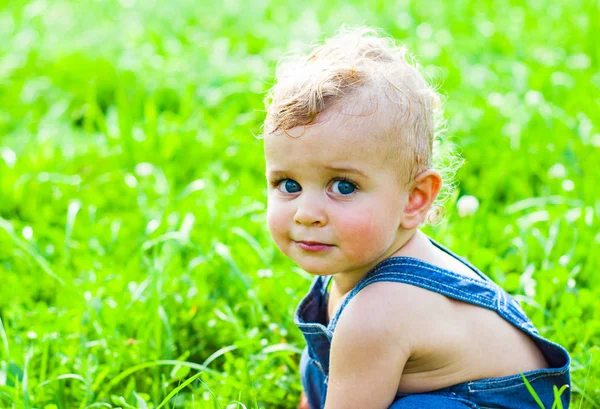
[261, 26, 461, 276]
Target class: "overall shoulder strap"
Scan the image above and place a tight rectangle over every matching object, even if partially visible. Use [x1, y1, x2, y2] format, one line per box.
[327, 256, 504, 331]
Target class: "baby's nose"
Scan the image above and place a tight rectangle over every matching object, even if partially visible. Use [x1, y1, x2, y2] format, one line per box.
[293, 197, 327, 226]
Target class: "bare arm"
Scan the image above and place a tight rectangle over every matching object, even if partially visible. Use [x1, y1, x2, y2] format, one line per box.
[297, 391, 309, 409]
[323, 283, 417, 409]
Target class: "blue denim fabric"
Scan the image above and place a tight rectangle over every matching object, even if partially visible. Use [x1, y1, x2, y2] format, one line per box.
[294, 237, 571, 409]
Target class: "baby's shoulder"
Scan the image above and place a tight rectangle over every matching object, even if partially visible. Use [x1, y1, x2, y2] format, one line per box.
[357, 280, 452, 315]
[339, 281, 450, 343]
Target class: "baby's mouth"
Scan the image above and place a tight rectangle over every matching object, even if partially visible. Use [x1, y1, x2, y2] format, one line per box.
[295, 241, 334, 252]
[297, 240, 331, 246]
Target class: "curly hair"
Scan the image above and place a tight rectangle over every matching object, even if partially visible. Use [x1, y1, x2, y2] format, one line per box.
[260, 26, 462, 224]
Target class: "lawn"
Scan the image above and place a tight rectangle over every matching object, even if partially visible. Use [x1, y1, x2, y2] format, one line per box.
[0, 0, 598, 408]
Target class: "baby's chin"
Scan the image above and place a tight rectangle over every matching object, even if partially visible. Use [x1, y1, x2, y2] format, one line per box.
[300, 268, 332, 277]
[293, 259, 336, 277]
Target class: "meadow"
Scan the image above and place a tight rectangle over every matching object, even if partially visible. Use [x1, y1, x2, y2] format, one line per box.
[0, 0, 598, 407]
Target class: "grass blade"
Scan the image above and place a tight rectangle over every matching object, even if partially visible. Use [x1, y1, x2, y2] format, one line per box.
[103, 360, 222, 395]
[0, 316, 9, 358]
[37, 373, 86, 388]
[551, 384, 569, 409]
[0, 218, 64, 285]
[155, 371, 203, 409]
[520, 373, 546, 409]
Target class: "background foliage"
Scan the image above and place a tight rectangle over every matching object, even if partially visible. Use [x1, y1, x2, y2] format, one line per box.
[0, 0, 598, 407]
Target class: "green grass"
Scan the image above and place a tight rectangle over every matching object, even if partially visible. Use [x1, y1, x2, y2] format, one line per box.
[0, 0, 598, 407]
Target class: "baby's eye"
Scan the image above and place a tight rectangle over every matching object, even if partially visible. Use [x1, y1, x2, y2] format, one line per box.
[331, 179, 357, 195]
[276, 179, 302, 193]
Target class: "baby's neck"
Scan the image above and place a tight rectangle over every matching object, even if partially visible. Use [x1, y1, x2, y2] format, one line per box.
[389, 229, 434, 260]
[331, 229, 430, 296]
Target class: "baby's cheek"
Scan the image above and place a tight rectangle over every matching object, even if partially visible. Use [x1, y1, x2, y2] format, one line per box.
[266, 202, 289, 247]
[266, 204, 281, 237]
[338, 206, 390, 252]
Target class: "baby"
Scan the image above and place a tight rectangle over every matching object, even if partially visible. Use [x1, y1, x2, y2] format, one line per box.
[260, 26, 571, 409]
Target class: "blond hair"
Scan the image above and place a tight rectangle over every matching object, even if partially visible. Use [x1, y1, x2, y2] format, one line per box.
[261, 26, 462, 223]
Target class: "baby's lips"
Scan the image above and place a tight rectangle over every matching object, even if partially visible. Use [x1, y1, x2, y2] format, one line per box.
[296, 240, 333, 246]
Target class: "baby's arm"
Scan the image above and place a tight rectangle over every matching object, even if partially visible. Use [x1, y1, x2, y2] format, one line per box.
[297, 391, 309, 409]
[324, 283, 418, 409]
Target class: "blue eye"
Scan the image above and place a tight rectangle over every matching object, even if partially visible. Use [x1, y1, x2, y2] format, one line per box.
[271, 177, 357, 195]
[277, 179, 301, 193]
[332, 179, 356, 195]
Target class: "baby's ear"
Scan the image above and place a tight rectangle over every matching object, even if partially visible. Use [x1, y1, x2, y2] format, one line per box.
[400, 170, 442, 229]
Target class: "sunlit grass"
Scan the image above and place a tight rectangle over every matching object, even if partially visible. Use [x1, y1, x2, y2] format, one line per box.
[0, 0, 598, 407]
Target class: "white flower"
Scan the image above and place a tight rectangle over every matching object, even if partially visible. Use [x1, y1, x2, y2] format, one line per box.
[22, 226, 33, 240]
[145, 219, 160, 234]
[135, 162, 153, 177]
[562, 180, 575, 192]
[1, 147, 16, 168]
[257, 269, 273, 278]
[457, 195, 480, 217]
[525, 90, 544, 106]
[124, 173, 137, 188]
[548, 163, 566, 178]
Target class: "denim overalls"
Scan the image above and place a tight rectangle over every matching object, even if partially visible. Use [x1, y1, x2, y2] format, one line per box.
[294, 237, 571, 409]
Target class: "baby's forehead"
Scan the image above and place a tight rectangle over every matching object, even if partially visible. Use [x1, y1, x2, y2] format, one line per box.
[268, 115, 379, 153]
[265, 115, 405, 177]
[274, 94, 401, 145]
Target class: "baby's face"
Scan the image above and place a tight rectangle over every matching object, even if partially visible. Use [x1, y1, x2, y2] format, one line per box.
[264, 109, 411, 278]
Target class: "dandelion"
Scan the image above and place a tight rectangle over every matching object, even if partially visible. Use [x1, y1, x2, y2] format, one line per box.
[457, 195, 480, 217]
[257, 268, 273, 278]
[525, 90, 543, 106]
[1, 147, 16, 168]
[135, 162, 153, 177]
[124, 173, 137, 188]
[562, 180, 575, 192]
[145, 219, 160, 234]
[548, 163, 566, 178]
[22, 225, 33, 240]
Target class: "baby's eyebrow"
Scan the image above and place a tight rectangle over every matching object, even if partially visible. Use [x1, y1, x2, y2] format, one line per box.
[266, 166, 368, 178]
[323, 165, 367, 177]
[266, 169, 288, 177]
